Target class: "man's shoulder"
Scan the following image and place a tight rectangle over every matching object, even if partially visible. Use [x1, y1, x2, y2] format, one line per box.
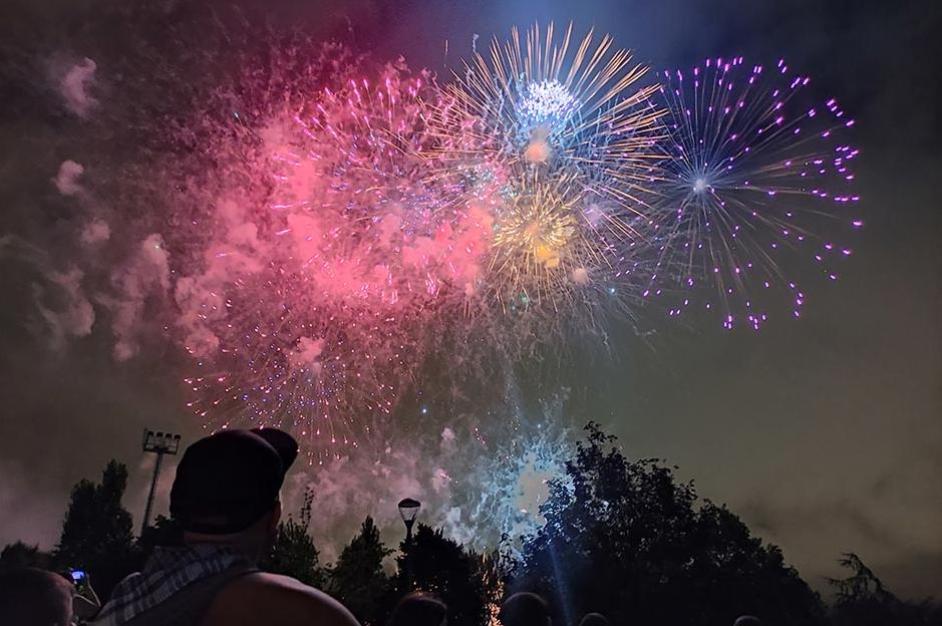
[235, 572, 350, 608]
[202, 572, 359, 626]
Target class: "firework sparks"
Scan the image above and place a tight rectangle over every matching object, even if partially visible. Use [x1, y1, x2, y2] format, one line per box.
[445, 22, 663, 207]
[432, 23, 664, 337]
[472, 420, 573, 548]
[177, 61, 500, 461]
[170, 41, 657, 457]
[650, 56, 860, 329]
[490, 172, 579, 299]
[27, 19, 862, 458]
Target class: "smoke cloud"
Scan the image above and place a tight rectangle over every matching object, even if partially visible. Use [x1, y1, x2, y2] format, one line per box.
[52, 160, 85, 196]
[56, 57, 98, 118]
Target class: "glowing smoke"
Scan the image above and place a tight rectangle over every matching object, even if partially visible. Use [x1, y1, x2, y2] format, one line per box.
[57, 57, 98, 118]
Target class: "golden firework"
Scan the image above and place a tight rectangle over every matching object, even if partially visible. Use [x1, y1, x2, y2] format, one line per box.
[488, 172, 601, 307]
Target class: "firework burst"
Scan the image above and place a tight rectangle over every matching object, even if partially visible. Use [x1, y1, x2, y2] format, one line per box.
[650, 56, 860, 329]
[489, 172, 580, 301]
[446, 22, 662, 198]
[178, 61, 499, 461]
[435, 23, 664, 336]
[467, 417, 573, 550]
[172, 40, 656, 457]
[484, 169, 649, 326]
[58, 19, 862, 459]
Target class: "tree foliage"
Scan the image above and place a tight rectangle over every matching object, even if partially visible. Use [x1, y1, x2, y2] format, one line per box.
[54, 459, 136, 597]
[828, 553, 942, 626]
[397, 524, 491, 626]
[265, 488, 325, 587]
[513, 423, 826, 626]
[0, 541, 53, 570]
[329, 516, 393, 625]
[138, 514, 182, 554]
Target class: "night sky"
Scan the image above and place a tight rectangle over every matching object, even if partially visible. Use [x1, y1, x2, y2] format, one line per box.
[1, 0, 940, 600]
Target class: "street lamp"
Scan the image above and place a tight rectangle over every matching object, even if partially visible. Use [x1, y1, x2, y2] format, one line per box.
[398, 497, 421, 589]
[141, 429, 181, 536]
[398, 497, 421, 542]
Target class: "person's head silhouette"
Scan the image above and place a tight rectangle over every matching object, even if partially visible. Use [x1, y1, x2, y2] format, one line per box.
[388, 592, 448, 626]
[579, 613, 610, 626]
[500, 592, 551, 626]
[0, 568, 73, 626]
[170, 427, 298, 559]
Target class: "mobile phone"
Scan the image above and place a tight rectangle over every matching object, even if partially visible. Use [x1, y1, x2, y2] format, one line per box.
[71, 570, 86, 582]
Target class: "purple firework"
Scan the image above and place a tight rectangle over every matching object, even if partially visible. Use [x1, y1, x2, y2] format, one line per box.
[649, 56, 860, 330]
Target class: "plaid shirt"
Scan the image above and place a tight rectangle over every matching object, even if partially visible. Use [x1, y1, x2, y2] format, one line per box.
[91, 545, 252, 626]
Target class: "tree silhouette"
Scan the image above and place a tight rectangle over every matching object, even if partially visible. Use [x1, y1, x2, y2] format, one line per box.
[136, 513, 183, 565]
[0, 541, 53, 570]
[683, 501, 826, 625]
[54, 459, 136, 597]
[329, 516, 392, 625]
[265, 488, 325, 587]
[397, 524, 491, 626]
[514, 423, 825, 626]
[828, 553, 942, 626]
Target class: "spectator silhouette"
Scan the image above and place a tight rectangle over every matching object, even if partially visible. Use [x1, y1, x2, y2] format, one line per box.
[499, 592, 551, 626]
[0, 567, 73, 626]
[734, 616, 761, 626]
[388, 591, 448, 626]
[578, 613, 609, 626]
[91, 428, 359, 626]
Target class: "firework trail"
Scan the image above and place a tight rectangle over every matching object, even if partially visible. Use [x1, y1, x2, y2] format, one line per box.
[650, 57, 860, 329]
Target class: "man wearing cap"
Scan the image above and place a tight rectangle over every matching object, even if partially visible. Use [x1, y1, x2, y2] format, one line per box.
[92, 428, 359, 626]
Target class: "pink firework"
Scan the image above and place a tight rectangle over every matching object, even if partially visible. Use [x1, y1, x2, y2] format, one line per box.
[178, 61, 497, 462]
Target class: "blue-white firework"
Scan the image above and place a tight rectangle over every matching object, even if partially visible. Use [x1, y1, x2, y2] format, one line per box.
[472, 421, 573, 551]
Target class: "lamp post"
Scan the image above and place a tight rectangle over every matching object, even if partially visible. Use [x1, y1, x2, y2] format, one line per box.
[398, 497, 421, 589]
[141, 429, 181, 536]
[398, 497, 421, 542]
